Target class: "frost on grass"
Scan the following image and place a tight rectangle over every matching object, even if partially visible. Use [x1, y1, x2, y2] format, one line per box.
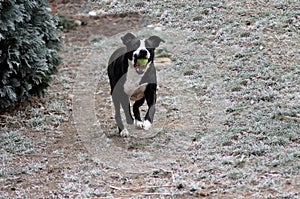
[0, 130, 44, 184]
[0, 131, 34, 154]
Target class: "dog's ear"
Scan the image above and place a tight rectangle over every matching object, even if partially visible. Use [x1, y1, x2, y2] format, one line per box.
[147, 36, 165, 48]
[121, 33, 136, 45]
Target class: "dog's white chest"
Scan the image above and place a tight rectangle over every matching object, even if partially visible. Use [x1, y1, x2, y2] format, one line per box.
[124, 65, 147, 101]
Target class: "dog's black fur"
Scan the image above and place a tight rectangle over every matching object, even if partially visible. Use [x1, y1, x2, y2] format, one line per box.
[107, 33, 164, 136]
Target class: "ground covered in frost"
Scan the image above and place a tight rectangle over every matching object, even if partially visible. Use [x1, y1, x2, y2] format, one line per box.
[1, 0, 299, 198]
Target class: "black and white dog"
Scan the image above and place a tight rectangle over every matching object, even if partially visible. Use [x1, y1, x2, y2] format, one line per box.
[107, 33, 164, 136]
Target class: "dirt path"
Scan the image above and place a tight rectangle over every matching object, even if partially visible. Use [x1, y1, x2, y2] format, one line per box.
[72, 30, 203, 170]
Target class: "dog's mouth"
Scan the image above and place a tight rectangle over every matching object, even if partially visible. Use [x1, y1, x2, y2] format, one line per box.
[133, 58, 149, 74]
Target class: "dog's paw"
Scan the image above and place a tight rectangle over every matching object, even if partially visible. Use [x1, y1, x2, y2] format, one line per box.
[120, 128, 129, 137]
[134, 120, 152, 130]
[134, 120, 144, 129]
[143, 120, 152, 131]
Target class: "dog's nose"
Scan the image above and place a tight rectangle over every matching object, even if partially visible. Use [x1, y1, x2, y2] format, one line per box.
[139, 49, 148, 57]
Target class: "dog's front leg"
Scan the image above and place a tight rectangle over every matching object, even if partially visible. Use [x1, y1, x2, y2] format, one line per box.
[143, 84, 157, 130]
[112, 96, 129, 137]
[120, 96, 134, 125]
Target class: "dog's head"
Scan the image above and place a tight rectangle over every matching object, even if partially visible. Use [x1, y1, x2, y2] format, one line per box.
[121, 33, 164, 75]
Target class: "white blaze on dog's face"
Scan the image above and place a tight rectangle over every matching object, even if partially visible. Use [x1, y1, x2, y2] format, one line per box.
[129, 39, 151, 75]
[133, 39, 151, 60]
[121, 33, 152, 75]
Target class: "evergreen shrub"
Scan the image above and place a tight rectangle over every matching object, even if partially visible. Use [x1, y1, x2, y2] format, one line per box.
[0, 0, 61, 111]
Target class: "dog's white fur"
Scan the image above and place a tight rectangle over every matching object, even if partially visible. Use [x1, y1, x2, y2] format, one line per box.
[142, 120, 152, 130]
[135, 119, 152, 130]
[133, 39, 150, 59]
[135, 120, 144, 129]
[120, 128, 129, 137]
[123, 39, 151, 101]
[124, 61, 150, 98]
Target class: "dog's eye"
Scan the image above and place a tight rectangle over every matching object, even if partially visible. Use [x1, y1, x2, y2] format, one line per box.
[133, 43, 140, 49]
[127, 43, 139, 52]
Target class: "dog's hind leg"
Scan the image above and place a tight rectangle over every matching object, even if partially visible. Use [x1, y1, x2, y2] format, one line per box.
[133, 97, 145, 128]
[144, 102, 156, 130]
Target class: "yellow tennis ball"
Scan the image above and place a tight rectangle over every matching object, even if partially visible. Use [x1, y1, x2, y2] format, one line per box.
[137, 58, 148, 65]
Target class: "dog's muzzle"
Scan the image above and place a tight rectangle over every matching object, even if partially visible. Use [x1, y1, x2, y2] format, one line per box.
[134, 58, 149, 74]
